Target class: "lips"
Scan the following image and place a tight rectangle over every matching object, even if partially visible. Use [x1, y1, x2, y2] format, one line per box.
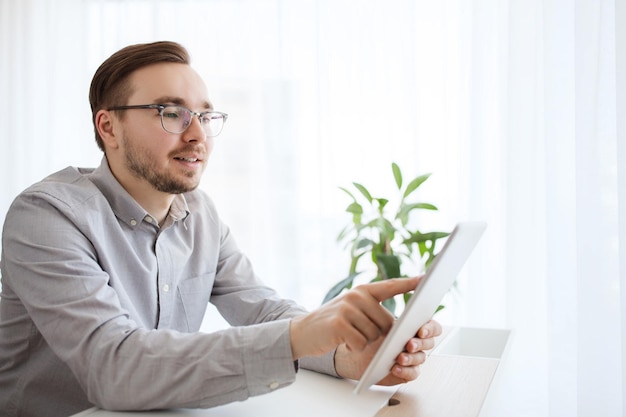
[172, 147, 205, 164]
[174, 156, 200, 162]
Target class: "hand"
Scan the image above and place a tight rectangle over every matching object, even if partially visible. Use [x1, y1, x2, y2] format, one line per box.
[289, 277, 419, 360]
[334, 319, 442, 385]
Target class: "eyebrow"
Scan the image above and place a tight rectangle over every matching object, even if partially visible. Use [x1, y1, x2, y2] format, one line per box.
[153, 96, 213, 111]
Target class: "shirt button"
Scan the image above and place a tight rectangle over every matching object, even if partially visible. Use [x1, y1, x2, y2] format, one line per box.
[145, 215, 154, 223]
[130, 219, 138, 226]
[268, 381, 279, 390]
[162, 284, 170, 292]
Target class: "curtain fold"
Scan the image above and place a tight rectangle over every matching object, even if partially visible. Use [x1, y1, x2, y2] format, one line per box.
[617, 1, 626, 414]
[0, 0, 623, 415]
[543, 1, 577, 414]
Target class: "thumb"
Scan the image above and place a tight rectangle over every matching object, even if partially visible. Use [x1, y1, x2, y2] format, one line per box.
[366, 276, 420, 302]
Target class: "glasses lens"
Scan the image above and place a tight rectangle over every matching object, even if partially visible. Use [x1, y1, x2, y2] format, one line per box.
[200, 112, 225, 137]
[160, 106, 190, 134]
[160, 106, 225, 136]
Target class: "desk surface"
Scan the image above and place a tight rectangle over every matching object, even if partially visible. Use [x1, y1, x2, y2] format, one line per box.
[376, 355, 500, 417]
[73, 327, 508, 417]
[73, 370, 395, 417]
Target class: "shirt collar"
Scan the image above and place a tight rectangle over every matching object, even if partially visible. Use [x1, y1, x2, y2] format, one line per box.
[88, 156, 190, 229]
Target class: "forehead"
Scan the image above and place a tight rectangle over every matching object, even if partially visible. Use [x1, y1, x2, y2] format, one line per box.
[127, 62, 211, 108]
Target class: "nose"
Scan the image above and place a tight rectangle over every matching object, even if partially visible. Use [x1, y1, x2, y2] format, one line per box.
[181, 113, 207, 143]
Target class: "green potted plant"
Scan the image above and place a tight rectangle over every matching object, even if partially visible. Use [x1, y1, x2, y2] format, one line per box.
[323, 162, 450, 315]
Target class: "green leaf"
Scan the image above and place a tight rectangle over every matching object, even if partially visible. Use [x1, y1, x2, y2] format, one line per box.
[403, 173, 431, 199]
[339, 186, 357, 201]
[376, 198, 389, 212]
[355, 238, 374, 250]
[412, 203, 438, 210]
[336, 225, 350, 241]
[403, 231, 450, 245]
[376, 253, 402, 279]
[396, 211, 409, 226]
[348, 252, 366, 274]
[346, 202, 363, 225]
[322, 272, 361, 304]
[435, 304, 445, 314]
[417, 240, 427, 256]
[396, 202, 439, 226]
[425, 252, 436, 269]
[353, 182, 373, 203]
[367, 218, 396, 247]
[392, 162, 402, 189]
[346, 202, 363, 215]
[363, 217, 396, 241]
[382, 296, 397, 315]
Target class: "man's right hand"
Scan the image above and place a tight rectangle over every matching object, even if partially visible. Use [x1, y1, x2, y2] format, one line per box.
[289, 276, 419, 360]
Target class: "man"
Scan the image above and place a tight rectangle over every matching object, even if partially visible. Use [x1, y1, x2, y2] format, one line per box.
[0, 41, 441, 416]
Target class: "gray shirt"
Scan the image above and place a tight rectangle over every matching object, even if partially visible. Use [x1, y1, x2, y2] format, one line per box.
[0, 158, 336, 417]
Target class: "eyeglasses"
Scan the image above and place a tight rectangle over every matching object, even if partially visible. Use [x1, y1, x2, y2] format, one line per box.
[107, 104, 228, 137]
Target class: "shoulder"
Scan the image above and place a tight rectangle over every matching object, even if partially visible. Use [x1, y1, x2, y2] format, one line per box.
[9, 166, 104, 216]
[2, 167, 111, 257]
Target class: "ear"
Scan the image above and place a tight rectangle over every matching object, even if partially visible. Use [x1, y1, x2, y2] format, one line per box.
[95, 109, 121, 150]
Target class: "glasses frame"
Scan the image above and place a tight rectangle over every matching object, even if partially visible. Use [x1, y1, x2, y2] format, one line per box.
[107, 104, 228, 137]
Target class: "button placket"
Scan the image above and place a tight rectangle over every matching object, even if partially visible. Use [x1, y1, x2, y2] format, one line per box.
[154, 232, 173, 328]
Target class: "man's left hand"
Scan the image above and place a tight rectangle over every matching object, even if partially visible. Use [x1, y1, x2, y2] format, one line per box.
[334, 319, 442, 385]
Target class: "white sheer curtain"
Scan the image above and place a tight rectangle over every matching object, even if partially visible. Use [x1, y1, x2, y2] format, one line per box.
[492, 2, 624, 416]
[1, 0, 624, 415]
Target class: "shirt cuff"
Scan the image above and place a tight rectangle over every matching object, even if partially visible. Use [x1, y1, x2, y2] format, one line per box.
[299, 348, 340, 378]
[240, 319, 298, 396]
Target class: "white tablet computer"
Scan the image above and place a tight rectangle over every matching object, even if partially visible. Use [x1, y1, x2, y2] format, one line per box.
[353, 221, 487, 394]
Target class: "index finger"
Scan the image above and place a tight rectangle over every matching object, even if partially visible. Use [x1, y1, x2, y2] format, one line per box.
[364, 276, 420, 302]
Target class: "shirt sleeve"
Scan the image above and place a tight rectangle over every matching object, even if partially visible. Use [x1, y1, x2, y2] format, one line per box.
[300, 350, 340, 377]
[207, 218, 340, 378]
[0, 191, 306, 410]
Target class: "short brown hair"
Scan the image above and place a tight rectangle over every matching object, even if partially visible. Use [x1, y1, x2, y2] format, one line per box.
[89, 41, 190, 151]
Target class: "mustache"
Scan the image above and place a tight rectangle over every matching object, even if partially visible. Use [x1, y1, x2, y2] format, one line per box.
[169, 145, 207, 158]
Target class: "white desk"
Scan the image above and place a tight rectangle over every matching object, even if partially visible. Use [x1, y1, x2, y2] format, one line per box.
[73, 327, 510, 417]
[73, 370, 395, 417]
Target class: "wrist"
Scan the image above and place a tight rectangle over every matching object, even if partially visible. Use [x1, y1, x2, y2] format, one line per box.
[334, 344, 357, 379]
[289, 316, 305, 360]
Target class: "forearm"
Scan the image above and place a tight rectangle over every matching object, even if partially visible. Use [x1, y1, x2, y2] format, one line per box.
[82, 318, 297, 410]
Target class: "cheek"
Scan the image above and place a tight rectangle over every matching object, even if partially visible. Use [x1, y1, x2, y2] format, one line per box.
[122, 127, 170, 152]
[120, 133, 155, 159]
[205, 136, 216, 155]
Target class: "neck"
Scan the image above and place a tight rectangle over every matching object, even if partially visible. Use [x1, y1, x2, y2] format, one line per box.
[126, 186, 174, 225]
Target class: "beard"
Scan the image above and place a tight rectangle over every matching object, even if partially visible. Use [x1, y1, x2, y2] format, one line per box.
[122, 135, 204, 194]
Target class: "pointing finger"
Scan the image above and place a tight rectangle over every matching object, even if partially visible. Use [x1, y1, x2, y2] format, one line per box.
[364, 276, 420, 302]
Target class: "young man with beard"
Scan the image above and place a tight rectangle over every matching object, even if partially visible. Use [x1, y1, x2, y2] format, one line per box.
[0, 41, 441, 417]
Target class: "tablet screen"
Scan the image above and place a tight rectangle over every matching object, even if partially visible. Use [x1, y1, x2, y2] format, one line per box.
[353, 221, 487, 394]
